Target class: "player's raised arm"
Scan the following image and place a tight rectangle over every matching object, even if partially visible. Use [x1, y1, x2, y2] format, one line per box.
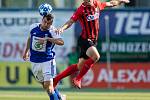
[56, 19, 75, 34]
[106, 0, 130, 7]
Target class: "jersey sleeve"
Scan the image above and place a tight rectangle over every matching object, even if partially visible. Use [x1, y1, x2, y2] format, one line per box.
[50, 26, 62, 39]
[29, 23, 39, 36]
[28, 24, 33, 36]
[95, 0, 107, 10]
[71, 6, 82, 22]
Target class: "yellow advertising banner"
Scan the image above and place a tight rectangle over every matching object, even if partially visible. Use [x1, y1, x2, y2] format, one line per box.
[0, 62, 70, 88]
[0, 62, 39, 88]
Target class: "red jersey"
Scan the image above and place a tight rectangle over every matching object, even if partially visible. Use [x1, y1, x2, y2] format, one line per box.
[71, 0, 106, 41]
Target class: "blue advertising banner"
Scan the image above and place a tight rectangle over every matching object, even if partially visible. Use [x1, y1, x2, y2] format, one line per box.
[99, 9, 150, 39]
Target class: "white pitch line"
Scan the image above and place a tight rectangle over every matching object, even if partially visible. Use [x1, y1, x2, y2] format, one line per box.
[0, 94, 47, 98]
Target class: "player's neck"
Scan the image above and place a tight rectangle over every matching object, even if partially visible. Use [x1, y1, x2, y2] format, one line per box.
[39, 24, 48, 31]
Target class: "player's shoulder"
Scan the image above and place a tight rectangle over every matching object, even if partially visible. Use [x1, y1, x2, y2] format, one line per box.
[49, 25, 56, 33]
[29, 23, 40, 30]
[79, 3, 84, 9]
[75, 4, 84, 14]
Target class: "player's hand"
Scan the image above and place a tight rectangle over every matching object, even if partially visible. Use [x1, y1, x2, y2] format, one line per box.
[23, 52, 29, 61]
[38, 38, 46, 44]
[106, 1, 114, 7]
[109, 0, 130, 6]
[107, 0, 121, 7]
[120, 0, 130, 3]
[55, 28, 64, 34]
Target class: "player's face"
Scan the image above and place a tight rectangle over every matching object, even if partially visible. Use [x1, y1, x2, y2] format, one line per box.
[41, 17, 53, 31]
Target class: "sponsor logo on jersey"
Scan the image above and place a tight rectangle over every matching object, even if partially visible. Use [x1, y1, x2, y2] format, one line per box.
[87, 13, 99, 21]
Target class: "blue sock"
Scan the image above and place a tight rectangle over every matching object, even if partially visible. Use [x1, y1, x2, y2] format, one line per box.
[47, 91, 59, 100]
[54, 88, 62, 100]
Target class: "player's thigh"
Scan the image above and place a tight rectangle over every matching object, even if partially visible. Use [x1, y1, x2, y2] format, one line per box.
[42, 60, 56, 90]
[86, 46, 100, 61]
[42, 59, 57, 81]
[31, 63, 44, 83]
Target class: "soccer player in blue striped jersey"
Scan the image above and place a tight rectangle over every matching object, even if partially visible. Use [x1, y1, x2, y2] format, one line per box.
[23, 14, 64, 100]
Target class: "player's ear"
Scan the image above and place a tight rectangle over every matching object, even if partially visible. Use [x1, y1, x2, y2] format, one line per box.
[41, 18, 44, 22]
[51, 19, 53, 24]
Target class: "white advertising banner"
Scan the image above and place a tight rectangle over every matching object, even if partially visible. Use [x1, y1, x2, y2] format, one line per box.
[0, 10, 75, 62]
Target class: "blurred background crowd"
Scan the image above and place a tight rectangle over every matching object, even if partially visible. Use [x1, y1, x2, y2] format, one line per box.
[0, 0, 149, 9]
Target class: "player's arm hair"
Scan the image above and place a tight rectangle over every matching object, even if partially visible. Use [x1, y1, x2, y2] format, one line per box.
[24, 37, 30, 54]
[47, 38, 64, 46]
[61, 19, 74, 31]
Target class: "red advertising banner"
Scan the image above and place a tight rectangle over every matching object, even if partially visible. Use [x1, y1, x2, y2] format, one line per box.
[80, 62, 150, 89]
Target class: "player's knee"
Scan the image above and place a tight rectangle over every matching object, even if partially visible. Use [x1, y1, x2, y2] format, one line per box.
[43, 83, 49, 90]
[96, 54, 100, 61]
[92, 54, 100, 62]
[43, 82, 54, 93]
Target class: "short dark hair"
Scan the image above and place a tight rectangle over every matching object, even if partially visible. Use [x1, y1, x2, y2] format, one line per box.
[43, 14, 54, 21]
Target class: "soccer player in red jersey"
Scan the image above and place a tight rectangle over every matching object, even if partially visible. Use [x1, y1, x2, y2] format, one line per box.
[54, 0, 130, 89]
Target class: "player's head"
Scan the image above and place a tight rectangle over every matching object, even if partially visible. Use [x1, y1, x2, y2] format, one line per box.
[83, 0, 91, 2]
[83, 0, 94, 6]
[41, 14, 54, 31]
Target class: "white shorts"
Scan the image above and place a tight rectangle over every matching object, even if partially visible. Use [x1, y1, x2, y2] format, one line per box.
[31, 59, 57, 83]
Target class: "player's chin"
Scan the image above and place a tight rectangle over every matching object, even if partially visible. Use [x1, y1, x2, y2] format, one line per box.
[43, 27, 49, 30]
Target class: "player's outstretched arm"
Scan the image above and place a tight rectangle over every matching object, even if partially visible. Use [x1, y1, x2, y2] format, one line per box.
[56, 19, 74, 34]
[106, 0, 130, 7]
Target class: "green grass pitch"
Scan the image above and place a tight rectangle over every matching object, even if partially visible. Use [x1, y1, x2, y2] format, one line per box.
[0, 90, 150, 100]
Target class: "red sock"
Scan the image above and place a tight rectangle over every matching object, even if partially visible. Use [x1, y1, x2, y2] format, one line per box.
[76, 58, 95, 80]
[54, 64, 78, 83]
